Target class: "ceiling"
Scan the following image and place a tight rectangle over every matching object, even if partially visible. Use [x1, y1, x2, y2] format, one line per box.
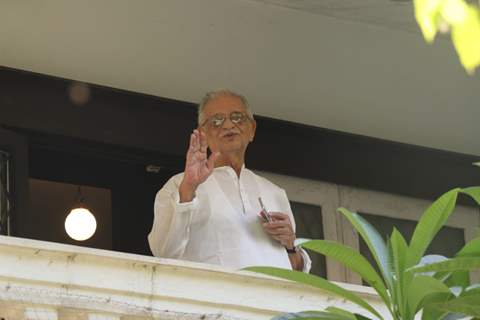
[1, 0, 479, 156]
[252, 0, 418, 33]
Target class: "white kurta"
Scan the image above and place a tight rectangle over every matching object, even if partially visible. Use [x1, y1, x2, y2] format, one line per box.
[148, 166, 311, 272]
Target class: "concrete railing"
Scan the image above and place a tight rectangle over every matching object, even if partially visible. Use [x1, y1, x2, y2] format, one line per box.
[0, 236, 389, 320]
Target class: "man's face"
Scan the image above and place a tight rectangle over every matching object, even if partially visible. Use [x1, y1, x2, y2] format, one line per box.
[200, 94, 256, 156]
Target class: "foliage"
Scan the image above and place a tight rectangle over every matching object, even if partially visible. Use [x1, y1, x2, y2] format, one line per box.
[413, 0, 480, 74]
[245, 186, 480, 320]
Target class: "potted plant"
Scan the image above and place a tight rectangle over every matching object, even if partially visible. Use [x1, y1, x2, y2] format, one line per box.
[246, 186, 480, 319]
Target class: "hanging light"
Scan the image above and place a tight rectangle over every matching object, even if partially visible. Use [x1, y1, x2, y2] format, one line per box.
[65, 186, 97, 241]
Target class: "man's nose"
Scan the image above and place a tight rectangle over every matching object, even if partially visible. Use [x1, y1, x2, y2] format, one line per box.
[221, 117, 235, 129]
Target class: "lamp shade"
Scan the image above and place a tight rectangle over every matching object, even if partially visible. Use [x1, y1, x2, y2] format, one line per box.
[65, 207, 97, 241]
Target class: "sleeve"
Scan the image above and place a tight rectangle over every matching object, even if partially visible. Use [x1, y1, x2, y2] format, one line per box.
[280, 189, 312, 273]
[147, 175, 199, 259]
[298, 247, 312, 273]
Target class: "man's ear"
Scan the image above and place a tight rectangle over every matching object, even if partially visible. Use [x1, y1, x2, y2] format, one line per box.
[250, 119, 257, 142]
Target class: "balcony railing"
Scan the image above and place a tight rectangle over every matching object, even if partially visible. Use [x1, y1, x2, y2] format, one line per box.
[0, 235, 389, 320]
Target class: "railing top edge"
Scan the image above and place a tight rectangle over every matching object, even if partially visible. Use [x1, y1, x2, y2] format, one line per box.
[0, 235, 378, 298]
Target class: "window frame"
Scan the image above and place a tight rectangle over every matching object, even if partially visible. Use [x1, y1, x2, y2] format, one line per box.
[0, 127, 29, 237]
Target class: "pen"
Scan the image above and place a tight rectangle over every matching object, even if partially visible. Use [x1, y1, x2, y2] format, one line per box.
[258, 197, 272, 222]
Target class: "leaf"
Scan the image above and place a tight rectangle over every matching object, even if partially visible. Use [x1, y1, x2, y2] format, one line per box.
[417, 255, 451, 284]
[439, 0, 470, 26]
[410, 257, 480, 273]
[338, 208, 393, 291]
[457, 237, 480, 258]
[442, 313, 474, 320]
[389, 228, 409, 319]
[414, 0, 443, 42]
[301, 240, 390, 307]
[325, 307, 373, 320]
[432, 293, 480, 317]
[474, 162, 480, 168]
[353, 315, 372, 320]
[408, 188, 460, 267]
[461, 187, 480, 206]
[421, 292, 454, 320]
[272, 310, 369, 320]
[243, 266, 383, 320]
[465, 284, 480, 293]
[445, 270, 470, 289]
[407, 275, 450, 316]
[390, 228, 409, 276]
[295, 238, 312, 247]
[418, 255, 449, 276]
[446, 237, 480, 287]
[272, 311, 346, 320]
[325, 307, 358, 320]
[451, 4, 480, 74]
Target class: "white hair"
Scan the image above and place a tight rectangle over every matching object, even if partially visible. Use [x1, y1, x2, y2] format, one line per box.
[198, 89, 254, 125]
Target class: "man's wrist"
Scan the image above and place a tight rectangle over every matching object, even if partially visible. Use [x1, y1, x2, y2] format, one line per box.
[285, 246, 298, 254]
[285, 240, 298, 254]
[179, 180, 197, 203]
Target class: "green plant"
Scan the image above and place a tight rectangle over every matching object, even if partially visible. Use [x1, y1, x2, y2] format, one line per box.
[245, 187, 480, 319]
[414, 0, 480, 74]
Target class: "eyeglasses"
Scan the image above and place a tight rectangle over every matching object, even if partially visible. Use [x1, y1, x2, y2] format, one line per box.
[201, 111, 250, 128]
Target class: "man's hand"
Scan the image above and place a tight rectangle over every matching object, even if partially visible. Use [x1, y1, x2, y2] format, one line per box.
[262, 212, 304, 271]
[179, 129, 219, 202]
[261, 212, 296, 249]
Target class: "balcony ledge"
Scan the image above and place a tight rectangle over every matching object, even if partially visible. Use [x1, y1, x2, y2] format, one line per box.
[0, 236, 388, 320]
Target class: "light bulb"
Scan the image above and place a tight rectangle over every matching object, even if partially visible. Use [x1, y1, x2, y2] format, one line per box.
[65, 207, 97, 241]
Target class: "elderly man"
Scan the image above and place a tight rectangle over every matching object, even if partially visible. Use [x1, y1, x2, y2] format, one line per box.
[148, 90, 311, 272]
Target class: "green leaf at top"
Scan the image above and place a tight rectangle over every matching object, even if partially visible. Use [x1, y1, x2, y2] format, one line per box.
[414, 0, 443, 42]
[431, 293, 480, 317]
[451, 4, 480, 74]
[457, 237, 480, 257]
[337, 208, 393, 292]
[474, 162, 480, 167]
[410, 256, 480, 273]
[408, 188, 460, 267]
[407, 275, 450, 317]
[389, 228, 409, 277]
[243, 266, 383, 320]
[461, 187, 480, 206]
[446, 237, 480, 287]
[301, 240, 390, 308]
[421, 292, 453, 320]
[389, 228, 410, 319]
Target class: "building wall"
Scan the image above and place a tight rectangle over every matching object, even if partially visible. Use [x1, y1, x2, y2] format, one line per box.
[0, 67, 478, 275]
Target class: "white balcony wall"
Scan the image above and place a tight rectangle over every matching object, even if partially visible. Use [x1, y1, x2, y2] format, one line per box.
[0, 236, 389, 320]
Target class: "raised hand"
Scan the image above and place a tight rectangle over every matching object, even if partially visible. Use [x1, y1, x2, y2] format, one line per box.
[179, 129, 219, 202]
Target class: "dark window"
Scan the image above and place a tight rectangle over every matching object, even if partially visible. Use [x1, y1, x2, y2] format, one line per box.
[28, 179, 113, 249]
[0, 150, 10, 235]
[29, 146, 175, 255]
[290, 201, 326, 277]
